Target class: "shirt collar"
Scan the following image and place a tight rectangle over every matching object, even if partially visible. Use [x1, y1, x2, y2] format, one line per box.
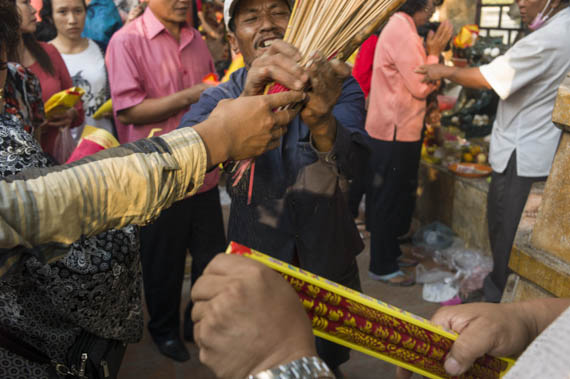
[143, 6, 195, 44]
[395, 12, 418, 33]
[143, 7, 165, 39]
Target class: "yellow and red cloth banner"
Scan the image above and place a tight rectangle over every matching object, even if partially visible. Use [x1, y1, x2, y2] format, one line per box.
[66, 125, 120, 163]
[226, 242, 515, 379]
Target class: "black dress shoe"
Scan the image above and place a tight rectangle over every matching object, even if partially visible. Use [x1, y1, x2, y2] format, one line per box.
[154, 337, 190, 362]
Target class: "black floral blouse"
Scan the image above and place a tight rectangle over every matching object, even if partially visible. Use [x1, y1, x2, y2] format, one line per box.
[3, 63, 45, 135]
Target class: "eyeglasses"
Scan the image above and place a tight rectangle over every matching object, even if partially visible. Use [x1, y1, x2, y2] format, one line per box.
[425, 2, 435, 13]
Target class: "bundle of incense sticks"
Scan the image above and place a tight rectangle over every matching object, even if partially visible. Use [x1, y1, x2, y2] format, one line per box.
[231, 0, 407, 203]
[266, 0, 407, 94]
[226, 242, 515, 379]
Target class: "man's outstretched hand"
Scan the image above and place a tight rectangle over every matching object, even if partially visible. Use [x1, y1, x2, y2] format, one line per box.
[194, 90, 306, 166]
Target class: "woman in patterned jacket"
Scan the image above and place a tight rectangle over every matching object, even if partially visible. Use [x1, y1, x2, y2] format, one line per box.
[0, 1, 142, 376]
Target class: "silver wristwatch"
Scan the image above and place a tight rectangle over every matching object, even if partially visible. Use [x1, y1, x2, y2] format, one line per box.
[247, 356, 335, 379]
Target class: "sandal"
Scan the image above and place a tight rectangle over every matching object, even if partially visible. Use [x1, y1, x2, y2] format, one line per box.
[397, 256, 419, 268]
[368, 270, 415, 286]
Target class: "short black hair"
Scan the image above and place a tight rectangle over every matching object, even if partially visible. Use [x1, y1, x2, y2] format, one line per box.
[399, 0, 429, 16]
[0, 0, 21, 70]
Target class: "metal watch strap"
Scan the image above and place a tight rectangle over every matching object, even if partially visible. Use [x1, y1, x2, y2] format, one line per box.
[247, 356, 335, 379]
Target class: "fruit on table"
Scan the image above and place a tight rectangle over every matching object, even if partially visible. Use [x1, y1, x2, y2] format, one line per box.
[469, 145, 482, 155]
[477, 153, 487, 164]
[463, 152, 474, 162]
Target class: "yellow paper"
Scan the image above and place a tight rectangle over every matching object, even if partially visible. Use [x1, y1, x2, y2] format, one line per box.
[44, 87, 85, 119]
[92, 99, 113, 120]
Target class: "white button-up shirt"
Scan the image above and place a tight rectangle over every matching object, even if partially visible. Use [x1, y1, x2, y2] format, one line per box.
[479, 7, 570, 177]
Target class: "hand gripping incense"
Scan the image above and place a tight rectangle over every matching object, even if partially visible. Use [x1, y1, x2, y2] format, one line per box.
[226, 242, 515, 379]
[232, 0, 407, 204]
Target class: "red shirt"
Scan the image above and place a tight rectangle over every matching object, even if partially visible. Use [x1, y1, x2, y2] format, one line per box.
[352, 34, 378, 98]
[28, 42, 85, 156]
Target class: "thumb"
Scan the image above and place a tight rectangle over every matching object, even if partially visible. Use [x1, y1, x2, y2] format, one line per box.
[427, 29, 435, 40]
[414, 65, 427, 74]
[329, 59, 351, 79]
[264, 90, 305, 110]
[444, 321, 495, 376]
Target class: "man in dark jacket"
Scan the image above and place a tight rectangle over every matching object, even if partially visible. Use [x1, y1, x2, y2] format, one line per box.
[179, 0, 369, 373]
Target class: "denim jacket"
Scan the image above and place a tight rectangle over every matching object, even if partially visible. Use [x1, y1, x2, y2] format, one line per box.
[179, 68, 369, 282]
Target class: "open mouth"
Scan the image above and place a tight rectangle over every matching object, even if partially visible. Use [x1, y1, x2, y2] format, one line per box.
[255, 36, 283, 50]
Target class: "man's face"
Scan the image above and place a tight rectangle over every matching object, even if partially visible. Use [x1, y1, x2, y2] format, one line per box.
[516, 0, 554, 25]
[228, 0, 291, 67]
[148, 0, 190, 25]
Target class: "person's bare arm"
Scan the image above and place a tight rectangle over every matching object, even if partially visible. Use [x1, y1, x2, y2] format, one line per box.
[415, 65, 492, 90]
[117, 83, 211, 125]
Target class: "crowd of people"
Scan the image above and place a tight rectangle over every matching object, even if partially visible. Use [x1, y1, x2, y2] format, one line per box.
[0, 0, 569, 377]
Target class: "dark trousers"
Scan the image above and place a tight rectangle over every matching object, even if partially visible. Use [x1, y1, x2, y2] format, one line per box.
[140, 187, 226, 341]
[366, 138, 422, 276]
[348, 171, 367, 219]
[483, 153, 546, 302]
[315, 260, 361, 369]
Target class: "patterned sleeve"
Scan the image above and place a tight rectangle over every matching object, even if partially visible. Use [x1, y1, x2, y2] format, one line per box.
[0, 127, 207, 277]
[3, 63, 45, 134]
[26, 67, 46, 130]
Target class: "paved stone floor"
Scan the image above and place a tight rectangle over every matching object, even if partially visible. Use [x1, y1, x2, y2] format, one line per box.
[118, 195, 441, 379]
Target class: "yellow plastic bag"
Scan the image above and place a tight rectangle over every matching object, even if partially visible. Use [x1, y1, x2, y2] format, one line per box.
[44, 87, 85, 119]
[92, 99, 113, 120]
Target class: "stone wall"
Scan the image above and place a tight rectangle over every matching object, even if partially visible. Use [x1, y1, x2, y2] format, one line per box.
[439, 0, 478, 31]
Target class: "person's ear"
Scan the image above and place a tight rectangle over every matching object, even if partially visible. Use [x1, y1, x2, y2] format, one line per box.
[227, 32, 241, 55]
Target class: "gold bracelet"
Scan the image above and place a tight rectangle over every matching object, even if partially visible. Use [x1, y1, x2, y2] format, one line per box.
[0, 88, 4, 100]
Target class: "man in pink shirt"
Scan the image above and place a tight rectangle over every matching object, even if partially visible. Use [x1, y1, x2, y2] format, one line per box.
[106, 0, 225, 362]
[364, 0, 452, 285]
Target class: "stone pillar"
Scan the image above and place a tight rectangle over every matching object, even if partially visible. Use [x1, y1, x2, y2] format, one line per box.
[503, 73, 570, 302]
[531, 77, 570, 260]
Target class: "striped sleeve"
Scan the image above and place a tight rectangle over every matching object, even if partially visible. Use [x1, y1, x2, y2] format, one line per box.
[0, 128, 207, 276]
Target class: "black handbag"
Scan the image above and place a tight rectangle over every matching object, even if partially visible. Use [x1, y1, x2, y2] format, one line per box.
[0, 328, 126, 378]
[63, 330, 127, 378]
